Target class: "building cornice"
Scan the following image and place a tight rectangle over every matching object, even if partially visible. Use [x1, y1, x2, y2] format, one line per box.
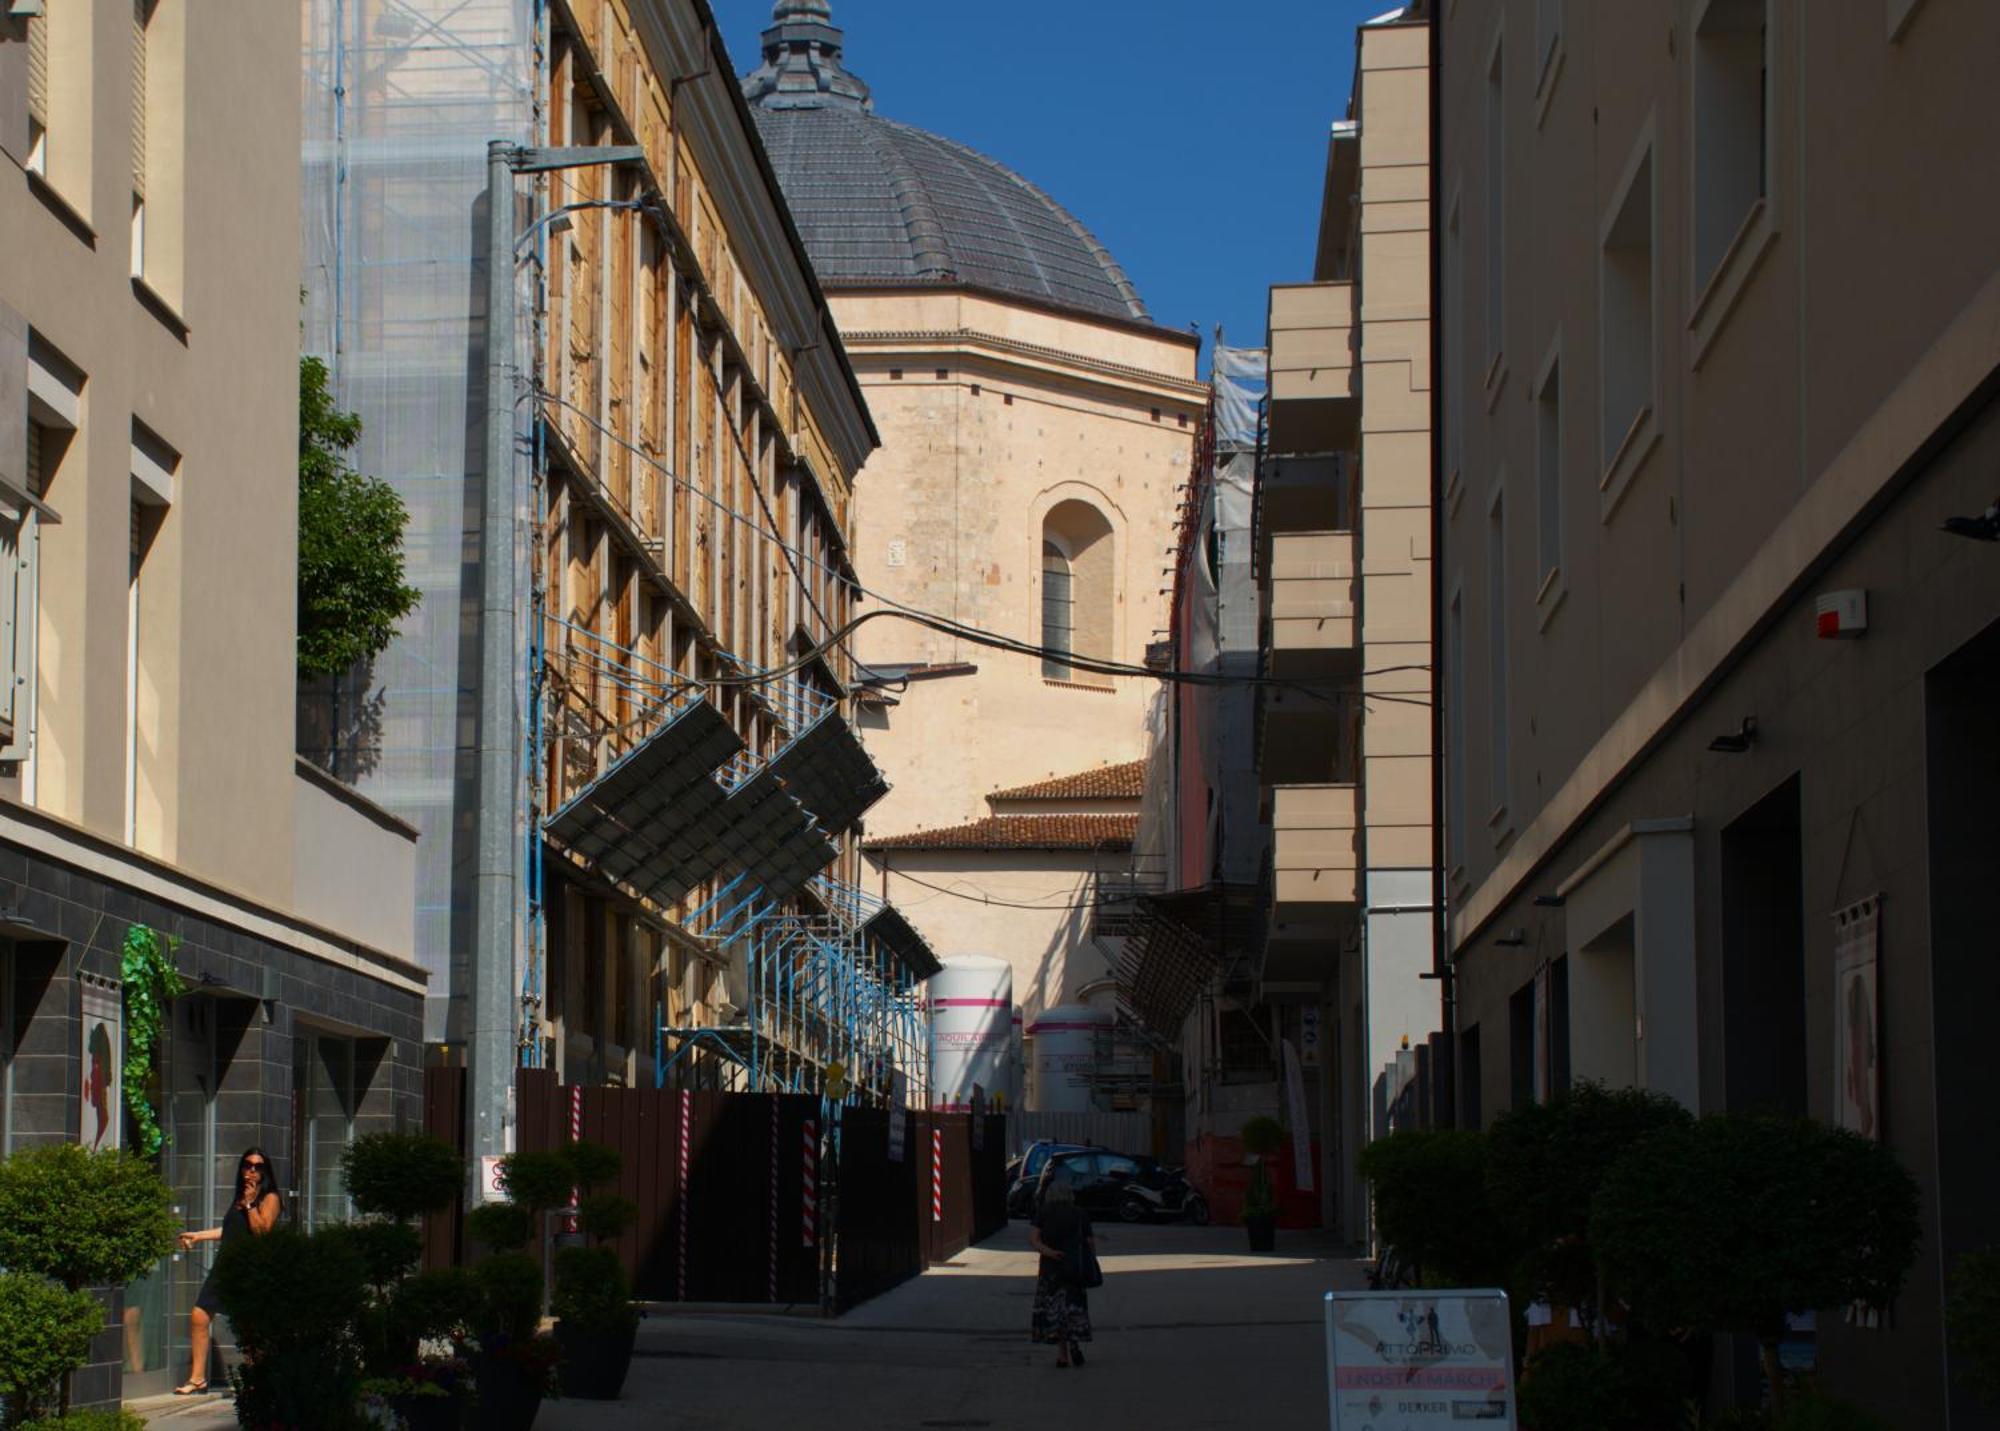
[0, 797, 429, 994]
[840, 327, 1206, 402]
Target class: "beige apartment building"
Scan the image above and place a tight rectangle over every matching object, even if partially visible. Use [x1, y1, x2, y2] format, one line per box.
[0, 0, 424, 1405]
[1437, 0, 2000, 1422]
[1249, 7, 1438, 1239]
[743, 2, 1204, 1087]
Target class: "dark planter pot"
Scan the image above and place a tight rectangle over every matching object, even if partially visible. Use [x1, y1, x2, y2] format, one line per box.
[1244, 1213, 1278, 1253]
[392, 1391, 467, 1431]
[469, 1350, 544, 1431]
[554, 1319, 638, 1400]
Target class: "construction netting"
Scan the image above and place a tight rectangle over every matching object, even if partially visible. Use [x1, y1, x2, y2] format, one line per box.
[299, 0, 539, 1039]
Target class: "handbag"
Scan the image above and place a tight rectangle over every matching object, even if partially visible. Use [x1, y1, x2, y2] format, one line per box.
[1073, 1220, 1103, 1290]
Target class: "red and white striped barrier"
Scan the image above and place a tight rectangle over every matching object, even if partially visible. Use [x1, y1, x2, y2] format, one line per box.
[768, 1095, 780, 1303]
[931, 1128, 943, 1223]
[566, 1085, 583, 1233]
[801, 1120, 818, 1248]
[677, 1089, 691, 1301]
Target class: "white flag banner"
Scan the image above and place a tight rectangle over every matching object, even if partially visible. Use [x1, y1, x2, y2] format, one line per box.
[1283, 1037, 1313, 1193]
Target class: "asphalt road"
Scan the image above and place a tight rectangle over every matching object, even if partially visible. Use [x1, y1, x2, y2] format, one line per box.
[541, 1222, 1366, 1431]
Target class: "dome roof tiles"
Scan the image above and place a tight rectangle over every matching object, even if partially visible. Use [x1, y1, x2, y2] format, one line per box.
[742, 4, 1150, 324]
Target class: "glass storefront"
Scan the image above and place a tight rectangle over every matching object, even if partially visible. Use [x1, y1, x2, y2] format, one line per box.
[293, 1032, 357, 1229]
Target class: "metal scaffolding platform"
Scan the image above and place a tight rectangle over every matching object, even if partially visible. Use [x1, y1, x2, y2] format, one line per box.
[658, 874, 930, 1106]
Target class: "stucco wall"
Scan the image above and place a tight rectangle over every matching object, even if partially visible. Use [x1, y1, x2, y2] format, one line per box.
[0, 0, 301, 908]
[873, 852, 1128, 1021]
[837, 290, 1199, 844]
[292, 762, 418, 962]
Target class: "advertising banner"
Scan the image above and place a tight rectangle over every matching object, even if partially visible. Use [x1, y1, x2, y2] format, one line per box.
[1833, 896, 1881, 1140]
[79, 978, 122, 1152]
[1325, 1289, 1516, 1429]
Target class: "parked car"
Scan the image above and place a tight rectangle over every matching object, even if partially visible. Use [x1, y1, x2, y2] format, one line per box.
[1007, 1140, 1097, 1216]
[1034, 1149, 1210, 1225]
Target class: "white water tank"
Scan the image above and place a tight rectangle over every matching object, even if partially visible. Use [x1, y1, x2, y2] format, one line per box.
[928, 956, 1013, 1112]
[1028, 1004, 1112, 1113]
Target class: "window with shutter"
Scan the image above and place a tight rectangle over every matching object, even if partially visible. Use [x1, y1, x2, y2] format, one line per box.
[26, 12, 49, 174]
[0, 424, 44, 757]
[26, 14, 47, 124]
[132, 1, 149, 197]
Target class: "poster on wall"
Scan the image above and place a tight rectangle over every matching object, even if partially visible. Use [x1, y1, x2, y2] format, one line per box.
[1833, 897, 1881, 1140]
[1532, 963, 1551, 1104]
[80, 977, 123, 1152]
[1325, 1289, 1516, 1429]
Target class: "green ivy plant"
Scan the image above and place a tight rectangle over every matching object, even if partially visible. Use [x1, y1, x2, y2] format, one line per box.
[119, 925, 187, 1158]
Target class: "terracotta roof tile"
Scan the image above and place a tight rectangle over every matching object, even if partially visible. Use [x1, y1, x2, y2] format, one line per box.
[863, 813, 1138, 853]
[987, 759, 1148, 804]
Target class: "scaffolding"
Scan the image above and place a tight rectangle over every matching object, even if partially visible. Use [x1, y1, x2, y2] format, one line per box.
[660, 871, 934, 1107]
[303, 0, 919, 1119]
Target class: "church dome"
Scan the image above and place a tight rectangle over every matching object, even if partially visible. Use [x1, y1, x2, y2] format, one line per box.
[742, 2, 1151, 324]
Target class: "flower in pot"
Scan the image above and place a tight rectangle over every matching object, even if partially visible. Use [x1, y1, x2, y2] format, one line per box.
[1240, 1115, 1284, 1252]
[548, 1142, 640, 1401]
[362, 1353, 474, 1431]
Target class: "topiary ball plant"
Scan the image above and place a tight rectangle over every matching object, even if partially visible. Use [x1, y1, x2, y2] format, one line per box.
[0, 1272, 107, 1428]
[0, 1145, 179, 1295]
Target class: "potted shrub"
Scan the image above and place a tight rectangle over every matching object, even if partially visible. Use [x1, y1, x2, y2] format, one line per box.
[1950, 1246, 2000, 1412]
[1592, 1113, 1921, 1418]
[0, 1271, 106, 1428]
[547, 1142, 640, 1400]
[0, 1145, 178, 1419]
[460, 1149, 571, 1431]
[1239, 1116, 1283, 1252]
[1358, 1127, 1514, 1287]
[341, 1131, 475, 1427]
[211, 1223, 371, 1430]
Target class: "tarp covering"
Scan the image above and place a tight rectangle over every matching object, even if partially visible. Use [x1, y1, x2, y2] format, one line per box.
[1213, 343, 1268, 450]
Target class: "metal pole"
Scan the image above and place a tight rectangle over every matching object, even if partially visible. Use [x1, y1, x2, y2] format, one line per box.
[469, 138, 520, 1198]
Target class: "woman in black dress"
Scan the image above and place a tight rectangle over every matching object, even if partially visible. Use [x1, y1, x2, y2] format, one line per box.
[1027, 1176, 1095, 1368]
[174, 1147, 281, 1395]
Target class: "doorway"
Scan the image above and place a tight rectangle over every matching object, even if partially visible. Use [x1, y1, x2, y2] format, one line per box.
[122, 995, 220, 1399]
[292, 1031, 358, 1229]
[1720, 777, 1807, 1115]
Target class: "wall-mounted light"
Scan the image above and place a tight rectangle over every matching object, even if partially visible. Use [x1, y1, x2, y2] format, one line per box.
[1494, 928, 1527, 948]
[1532, 893, 1565, 908]
[1942, 499, 2000, 542]
[1708, 717, 1758, 755]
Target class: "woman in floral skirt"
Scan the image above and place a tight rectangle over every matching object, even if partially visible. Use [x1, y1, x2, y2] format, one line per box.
[1028, 1176, 1095, 1367]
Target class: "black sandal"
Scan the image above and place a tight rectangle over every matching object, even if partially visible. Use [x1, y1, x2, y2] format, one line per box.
[173, 1381, 208, 1396]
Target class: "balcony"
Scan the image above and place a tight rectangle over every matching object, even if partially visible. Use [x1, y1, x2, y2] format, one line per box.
[1264, 530, 1358, 686]
[1271, 783, 1360, 915]
[1267, 280, 1357, 454]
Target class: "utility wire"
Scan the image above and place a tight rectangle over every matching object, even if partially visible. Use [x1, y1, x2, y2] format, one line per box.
[884, 867, 1141, 913]
[529, 386, 1430, 709]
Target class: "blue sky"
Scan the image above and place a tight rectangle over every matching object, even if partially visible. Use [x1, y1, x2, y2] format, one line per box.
[720, 1, 1389, 355]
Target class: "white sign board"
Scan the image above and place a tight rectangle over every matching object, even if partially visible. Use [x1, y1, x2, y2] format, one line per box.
[1325, 1289, 1516, 1429]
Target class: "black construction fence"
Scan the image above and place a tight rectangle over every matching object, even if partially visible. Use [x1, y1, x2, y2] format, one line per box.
[420, 1067, 1006, 1311]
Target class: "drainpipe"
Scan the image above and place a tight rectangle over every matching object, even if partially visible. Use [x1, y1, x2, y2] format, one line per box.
[1424, 3, 1457, 1126]
[469, 139, 522, 1200]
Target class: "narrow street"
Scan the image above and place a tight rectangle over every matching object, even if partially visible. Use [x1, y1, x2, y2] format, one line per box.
[543, 1224, 1363, 1431]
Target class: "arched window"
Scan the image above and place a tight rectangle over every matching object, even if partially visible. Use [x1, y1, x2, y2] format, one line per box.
[1041, 540, 1073, 678]
[1040, 501, 1114, 682]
